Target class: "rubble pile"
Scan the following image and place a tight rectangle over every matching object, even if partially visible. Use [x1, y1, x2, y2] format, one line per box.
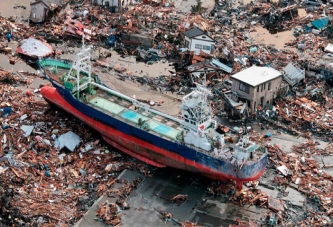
[95, 200, 122, 226]
[229, 218, 258, 227]
[0, 82, 149, 226]
[285, 33, 323, 51]
[268, 144, 333, 226]
[261, 4, 298, 33]
[0, 0, 331, 76]
[181, 220, 204, 227]
[1, 0, 333, 110]
[1, 0, 333, 226]
[205, 141, 333, 226]
[4, 0, 330, 72]
[208, 181, 268, 207]
[0, 69, 38, 85]
[159, 210, 174, 223]
[104, 177, 143, 198]
[292, 140, 333, 156]
[172, 194, 188, 205]
[257, 79, 333, 141]
[0, 17, 28, 40]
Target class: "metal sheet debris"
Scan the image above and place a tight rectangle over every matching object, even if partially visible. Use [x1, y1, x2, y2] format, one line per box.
[17, 37, 54, 58]
[55, 131, 81, 152]
[20, 125, 34, 137]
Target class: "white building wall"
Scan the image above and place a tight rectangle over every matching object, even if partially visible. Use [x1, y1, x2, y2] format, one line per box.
[189, 38, 214, 55]
[92, 0, 118, 7]
[92, 0, 132, 7]
[185, 36, 191, 49]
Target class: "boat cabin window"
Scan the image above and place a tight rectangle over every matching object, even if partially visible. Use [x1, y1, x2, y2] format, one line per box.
[185, 119, 189, 123]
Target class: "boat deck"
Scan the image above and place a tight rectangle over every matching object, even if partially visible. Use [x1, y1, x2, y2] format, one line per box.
[84, 89, 183, 142]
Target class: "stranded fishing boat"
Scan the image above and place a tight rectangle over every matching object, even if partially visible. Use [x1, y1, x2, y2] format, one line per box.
[38, 43, 267, 189]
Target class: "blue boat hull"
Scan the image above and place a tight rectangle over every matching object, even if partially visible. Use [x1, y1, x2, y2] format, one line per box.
[38, 60, 267, 188]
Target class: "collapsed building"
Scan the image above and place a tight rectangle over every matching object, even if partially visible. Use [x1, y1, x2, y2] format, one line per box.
[29, 0, 70, 23]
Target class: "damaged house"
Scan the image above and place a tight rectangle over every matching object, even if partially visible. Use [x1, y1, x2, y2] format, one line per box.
[30, 0, 70, 23]
[184, 27, 215, 55]
[229, 66, 282, 113]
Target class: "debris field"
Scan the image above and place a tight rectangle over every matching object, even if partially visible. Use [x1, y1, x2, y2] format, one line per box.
[0, 0, 333, 226]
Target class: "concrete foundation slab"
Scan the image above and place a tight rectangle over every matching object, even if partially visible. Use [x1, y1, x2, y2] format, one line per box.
[282, 187, 305, 207]
[75, 167, 268, 227]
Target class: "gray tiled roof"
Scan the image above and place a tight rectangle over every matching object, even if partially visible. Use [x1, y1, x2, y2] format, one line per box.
[184, 28, 204, 38]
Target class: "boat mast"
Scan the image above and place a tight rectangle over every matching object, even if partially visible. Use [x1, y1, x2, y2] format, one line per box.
[65, 36, 92, 99]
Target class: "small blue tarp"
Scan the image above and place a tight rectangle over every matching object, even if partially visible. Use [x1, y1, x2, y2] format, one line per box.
[311, 16, 330, 30]
[1, 106, 12, 116]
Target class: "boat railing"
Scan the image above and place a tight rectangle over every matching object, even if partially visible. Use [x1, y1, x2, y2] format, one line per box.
[181, 139, 267, 163]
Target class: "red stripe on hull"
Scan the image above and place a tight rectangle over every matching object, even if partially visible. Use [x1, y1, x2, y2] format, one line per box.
[102, 135, 166, 167]
[41, 86, 265, 187]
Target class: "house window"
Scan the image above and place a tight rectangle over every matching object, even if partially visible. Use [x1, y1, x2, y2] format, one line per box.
[239, 82, 249, 94]
[203, 45, 211, 50]
[256, 86, 259, 92]
[263, 83, 266, 90]
[268, 82, 271, 90]
[261, 84, 263, 92]
[195, 44, 203, 49]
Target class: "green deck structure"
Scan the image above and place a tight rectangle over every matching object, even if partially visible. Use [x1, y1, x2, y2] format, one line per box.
[90, 97, 124, 115]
